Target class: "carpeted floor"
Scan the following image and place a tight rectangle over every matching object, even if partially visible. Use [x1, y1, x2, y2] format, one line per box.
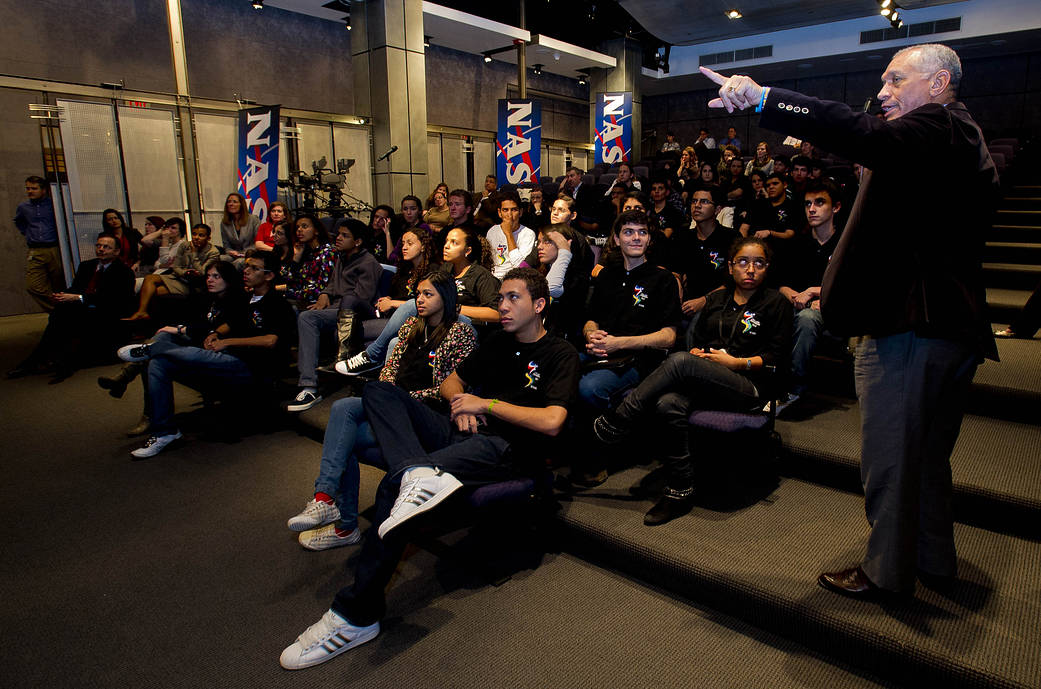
[0, 314, 894, 689]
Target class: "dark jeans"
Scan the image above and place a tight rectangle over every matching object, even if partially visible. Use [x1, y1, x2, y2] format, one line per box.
[330, 381, 512, 626]
[615, 351, 759, 493]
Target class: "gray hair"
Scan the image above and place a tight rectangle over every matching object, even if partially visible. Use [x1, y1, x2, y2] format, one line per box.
[894, 43, 962, 93]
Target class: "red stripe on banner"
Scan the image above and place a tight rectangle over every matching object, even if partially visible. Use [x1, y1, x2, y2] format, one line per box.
[516, 125, 538, 183]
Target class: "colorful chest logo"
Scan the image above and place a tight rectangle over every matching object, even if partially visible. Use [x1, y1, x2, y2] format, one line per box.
[496, 244, 508, 264]
[251, 309, 264, 329]
[427, 350, 436, 369]
[741, 310, 760, 334]
[708, 250, 724, 269]
[455, 279, 465, 294]
[632, 285, 648, 308]
[524, 361, 541, 389]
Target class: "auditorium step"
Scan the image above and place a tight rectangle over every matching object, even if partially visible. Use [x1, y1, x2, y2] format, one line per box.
[557, 470, 1041, 689]
[990, 223, 1041, 243]
[982, 262, 1041, 290]
[995, 209, 1041, 227]
[985, 241, 1041, 264]
[987, 287, 1032, 323]
[776, 392, 1041, 539]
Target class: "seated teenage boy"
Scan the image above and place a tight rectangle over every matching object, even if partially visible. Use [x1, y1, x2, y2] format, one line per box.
[287, 219, 382, 412]
[594, 236, 792, 525]
[775, 179, 843, 410]
[123, 251, 296, 458]
[280, 267, 579, 670]
[573, 210, 681, 484]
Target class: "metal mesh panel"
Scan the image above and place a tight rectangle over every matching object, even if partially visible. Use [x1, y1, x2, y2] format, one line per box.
[193, 113, 238, 246]
[117, 106, 185, 219]
[57, 99, 127, 258]
[332, 125, 373, 208]
[427, 134, 443, 189]
[439, 135, 467, 194]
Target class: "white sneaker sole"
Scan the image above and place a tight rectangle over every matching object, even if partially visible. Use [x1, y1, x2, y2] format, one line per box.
[286, 395, 323, 413]
[298, 527, 361, 551]
[377, 475, 464, 539]
[117, 344, 150, 363]
[279, 621, 379, 670]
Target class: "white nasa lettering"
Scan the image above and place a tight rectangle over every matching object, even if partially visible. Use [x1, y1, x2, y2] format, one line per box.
[245, 110, 272, 148]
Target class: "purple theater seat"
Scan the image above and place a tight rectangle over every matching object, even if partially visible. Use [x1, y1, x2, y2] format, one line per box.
[688, 409, 771, 433]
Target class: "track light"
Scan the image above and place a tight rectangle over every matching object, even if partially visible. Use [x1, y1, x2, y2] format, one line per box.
[880, 0, 891, 8]
[881, 7, 891, 16]
[251, 0, 263, 9]
[344, 13, 351, 30]
[532, 63, 543, 75]
[483, 53, 492, 63]
[726, 9, 742, 20]
[578, 76, 586, 85]
[424, 35, 431, 48]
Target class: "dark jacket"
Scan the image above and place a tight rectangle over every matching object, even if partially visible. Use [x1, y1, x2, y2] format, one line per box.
[68, 258, 135, 319]
[321, 248, 383, 311]
[759, 88, 1000, 360]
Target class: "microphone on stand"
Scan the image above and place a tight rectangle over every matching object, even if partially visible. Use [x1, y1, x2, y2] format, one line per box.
[378, 145, 398, 161]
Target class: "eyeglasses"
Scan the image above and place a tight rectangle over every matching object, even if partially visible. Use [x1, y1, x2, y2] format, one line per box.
[732, 257, 768, 269]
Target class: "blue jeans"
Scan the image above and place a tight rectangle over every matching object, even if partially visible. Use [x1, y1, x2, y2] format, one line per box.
[791, 307, 824, 394]
[364, 300, 473, 364]
[578, 360, 642, 411]
[364, 300, 417, 363]
[147, 336, 254, 435]
[313, 396, 380, 530]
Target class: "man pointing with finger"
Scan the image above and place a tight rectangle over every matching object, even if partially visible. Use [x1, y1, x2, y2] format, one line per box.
[702, 43, 999, 599]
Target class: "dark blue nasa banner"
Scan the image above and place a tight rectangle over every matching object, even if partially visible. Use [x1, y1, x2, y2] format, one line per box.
[495, 99, 541, 184]
[594, 92, 632, 165]
[236, 105, 280, 223]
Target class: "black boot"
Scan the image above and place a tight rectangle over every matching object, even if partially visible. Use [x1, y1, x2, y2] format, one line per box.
[335, 309, 358, 362]
[98, 363, 143, 399]
[644, 488, 695, 526]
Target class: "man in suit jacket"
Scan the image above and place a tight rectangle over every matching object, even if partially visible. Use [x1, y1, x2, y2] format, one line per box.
[702, 43, 1000, 598]
[9, 232, 135, 381]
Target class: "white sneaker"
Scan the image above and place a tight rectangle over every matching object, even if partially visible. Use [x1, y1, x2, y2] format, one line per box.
[336, 351, 380, 377]
[287, 499, 341, 532]
[117, 343, 151, 363]
[377, 468, 463, 539]
[286, 389, 323, 413]
[279, 609, 379, 670]
[130, 430, 183, 458]
[298, 524, 361, 551]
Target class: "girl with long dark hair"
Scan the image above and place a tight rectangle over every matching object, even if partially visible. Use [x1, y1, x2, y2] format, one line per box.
[288, 270, 477, 550]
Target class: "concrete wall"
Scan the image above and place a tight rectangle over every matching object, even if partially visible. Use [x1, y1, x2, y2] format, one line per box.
[425, 44, 588, 141]
[0, 0, 175, 91]
[182, 0, 354, 114]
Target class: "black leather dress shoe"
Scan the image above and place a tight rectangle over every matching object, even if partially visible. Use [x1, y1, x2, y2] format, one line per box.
[817, 566, 888, 600]
[644, 494, 695, 526]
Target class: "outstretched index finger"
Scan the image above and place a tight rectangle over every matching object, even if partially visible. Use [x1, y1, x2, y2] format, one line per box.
[700, 66, 727, 85]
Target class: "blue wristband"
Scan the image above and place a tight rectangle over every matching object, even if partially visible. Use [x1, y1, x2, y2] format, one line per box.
[755, 87, 770, 113]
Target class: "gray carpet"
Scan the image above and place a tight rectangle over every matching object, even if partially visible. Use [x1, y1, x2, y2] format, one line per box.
[558, 468, 1041, 689]
[0, 315, 895, 689]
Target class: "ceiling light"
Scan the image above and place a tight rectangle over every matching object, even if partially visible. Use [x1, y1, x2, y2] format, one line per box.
[880, 0, 891, 7]
[532, 63, 543, 75]
[891, 11, 900, 22]
[484, 53, 492, 63]
[251, 0, 263, 9]
[424, 35, 431, 47]
[880, 7, 891, 16]
[344, 14, 351, 30]
[578, 76, 586, 85]
[726, 9, 742, 19]
[553, 51, 561, 61]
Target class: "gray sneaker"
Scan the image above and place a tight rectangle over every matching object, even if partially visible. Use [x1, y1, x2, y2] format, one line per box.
[130, 430, 182, 459]
[298, 524, 361, 551]
[287, 499, 341, 532]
